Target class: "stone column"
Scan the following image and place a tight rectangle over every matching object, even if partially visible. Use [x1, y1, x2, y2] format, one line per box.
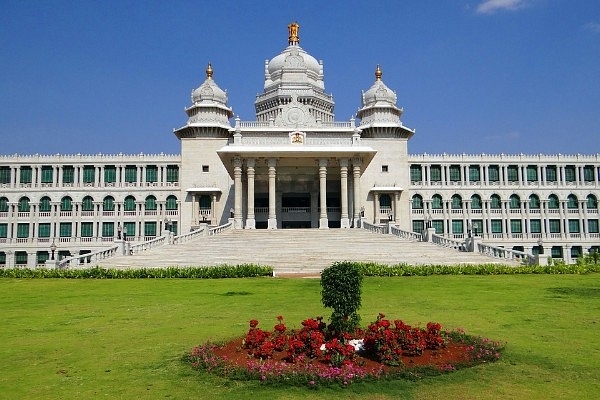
[318, 158, 329, 229]
[245, 158, 256, 229]
[267, 158, 277, 229]
[233, 157, 243, 229]
[352, 159, 361, 227]
[191, 193, 198, 226]
[340, 158, 349, 228]
[394, 192, 401, 225]
[373, 192, 379, 224]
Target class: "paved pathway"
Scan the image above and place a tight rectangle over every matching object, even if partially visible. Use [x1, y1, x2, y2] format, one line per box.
[97, 229, 514, 275]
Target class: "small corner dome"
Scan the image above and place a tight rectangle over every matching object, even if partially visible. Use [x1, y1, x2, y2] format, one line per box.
[191, 63, 229, 105]
[361, 65, 397, 107]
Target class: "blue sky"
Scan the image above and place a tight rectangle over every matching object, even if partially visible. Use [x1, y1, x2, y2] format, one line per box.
[1, 0, 599, 156]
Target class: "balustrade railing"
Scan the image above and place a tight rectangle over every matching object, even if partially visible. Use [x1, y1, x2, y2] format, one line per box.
[57, 245, 119, 268]
[477, 242, 534, 264]
[129, 236, 166, 254]
[389, 225, 422, 241]
[430, 233, 467, 251]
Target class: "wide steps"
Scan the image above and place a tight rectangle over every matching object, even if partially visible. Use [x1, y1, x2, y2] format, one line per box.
[97, 229, 513, 274]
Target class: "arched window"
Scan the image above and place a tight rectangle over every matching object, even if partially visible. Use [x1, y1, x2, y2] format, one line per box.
[124, 195, 136, 212]
[103, 196, 115, 211]
[490, 194, 501, 209]
[61, 196, 73, 211]
[431, 194, 443, 209]
[529, 194, 540, 209]
[509, 194, 521, 209]
[0, 197, 8, 213]
[567, 194, 578, 209]
[18, 197, 30, 212]
[166, 195, 178, 210]
[39, 196, 52, 212]
[82, 196, 94, 212]
[470, 194, 482, 209]
[548, 194, 560, 209]
[199, 195, 211, 209]
[451, 194, 462, 209]
[411, 194, 423, 210]
[587, 194, 598, 209]
[379, 194, 392, 210]
[145, 195, 157, 211]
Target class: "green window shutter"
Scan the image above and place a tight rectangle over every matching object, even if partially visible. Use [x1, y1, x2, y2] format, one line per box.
[526, 166, 538, 182]
[102, 222, 114, 237]
[124, 196, 136, 211]
[510, 219, 522, 233]
[146, 166, 158, 183]
[59, 223, 72, 237]
[411, 195, 423, 209]
[588, 219, 599, 233]
[103, 197, 115, 211]
[472, 220, 483, 235]
[379, 194, 391, 208]
[17, 223, 29, 238]
[144, 222, 157, 236]
[567, 195, 578, 209]
[61, 197, 72, 211]
[432, 220, 444, 234]
[0, 166, 10, 184]
[82, 197, 94, 211]
[412, 220, 424, 233]
[83, 166, 95, 183]
[20, 166, 32, 184]
[469, 165, 480, 181]
[0, 252, 5, 265]
[38, 223, 51, 238]
[41, 166, 53, 183]
[39, 197, 51, 212]
[546, 166, 557, 182]
[491, 220, 503, 233]
[410, 165, 422, 181]
[18, 197, 30, 212]
[568, 219, 580, 233]
[587, 195, 598, 209]
[431, 195, 443, 209]
[564, 166, 576, 182]
[125, 166, 137, 183]
[529, 219, 541, 233]
[583, 166, 595, 182]
[449, 165, 461, 182]
[507, 165, 518, 182]
[488, 165, 499, 182]
[509, 195, 520, 209]
[124, 222, 135, 237]
[166, 165, 179, 182]
[0, 197, 7, 212]
[15, 251, 28, 264]
[0, 223, 7, 238]
[37, 251, 49, 264]
[430, 165, 441, 182]
[548, 195, 559, 209]
[490, 195, 501, 209]
[145, 196, 157, 210]
[529, 195, 540, 209]
[470, 195, 482, 209]
[81, 222, 93, 237]
[166, 195, 177, 210]
[104, 166, 116, 183]
[549, 219, 561, 233]
[451, 196, 462, 209]
[451, 220, 463, 234]
[62, 166, 74, 183]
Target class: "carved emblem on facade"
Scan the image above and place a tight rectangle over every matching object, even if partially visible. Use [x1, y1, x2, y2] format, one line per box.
[290, 131, 305, 144]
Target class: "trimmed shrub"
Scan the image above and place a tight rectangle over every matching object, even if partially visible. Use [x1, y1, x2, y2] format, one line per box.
[320, 261, 363, 334]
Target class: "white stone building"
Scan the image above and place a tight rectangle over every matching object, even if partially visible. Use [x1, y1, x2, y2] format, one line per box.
[0, 23, 598, 267]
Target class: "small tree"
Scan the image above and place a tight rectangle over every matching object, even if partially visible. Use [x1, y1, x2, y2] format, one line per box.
[320, 261, 363, 334]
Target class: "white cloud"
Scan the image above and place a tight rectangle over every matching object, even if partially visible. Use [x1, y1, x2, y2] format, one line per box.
[476, 0, 527, 14]
[584, 22, 600, 33]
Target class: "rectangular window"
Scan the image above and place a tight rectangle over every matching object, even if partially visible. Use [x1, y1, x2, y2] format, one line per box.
[549, 219, 561, 233]
[15, 251, 28, 265]
[0, 166, 10, 184]
[83, 165, 95, 183]
[588, 219, 599, 233]
[41, 166, 53, 183]
[568, 219, 580, 233]
[472, 220, 483, 236]
[410, 165, 422, 182]
[38, 223, 51, 238]
[125, 165, 137, 183]
[510, 219, 522, 233]
[451, 220, 463, 234]
[104, 165, 116, 183]
[124, 222, 136, 237]
[202, 165, 209, 173]
[507, 165, 518, 182]
[432, 220, 444, 234]
[146, 165, 158, 182]
[530, 219, 542, 233]
[59, 222, 72, 237]
[430, 165, 442, 182]
[381, 165, 388, 173]
[102, 222, 114, 237]
[81, 222, 93, 237]
[17, 223, 29, 238]
[583, 166, 595, 182]
[546, 165, 557, 182]
[0, 223, 7, 238]
[488, 165, 500, 182]
[37, 251, 49, 264]
[20, 166, 32, 184]
[551, 246, 563, 258]
[412, 220, 424, 233]
[0, 252, 5, 265]
[169, 221, 178, 235]
[564, 165, 576, 182]
[144, 221, 157, 237]
[166, 165, 179, 182]
[449, 165, 461, 182]
[468, 165, 480, 182]
[526, 166, 538, 182]
[491, 219, 503, 233]
[63, 166, 74, 183]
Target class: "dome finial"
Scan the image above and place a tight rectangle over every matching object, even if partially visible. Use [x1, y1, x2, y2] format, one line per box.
[375, 64, 382, 81]
[206, 63, 213, 79]
[288, 22, 300, 45]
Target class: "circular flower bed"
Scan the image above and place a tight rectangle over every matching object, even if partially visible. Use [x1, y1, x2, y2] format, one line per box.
[187, 314, 504, 387]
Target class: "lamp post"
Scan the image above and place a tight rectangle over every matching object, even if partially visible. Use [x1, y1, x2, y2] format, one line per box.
[537, 238, 544, 255]
[360, 206, 365, 217]
[164, 218, 171, 232]
[467, 221, 472, 238]
[388, 213, 393, 221]
[117, 223, 122, 240]
[50, 240, 57, 261]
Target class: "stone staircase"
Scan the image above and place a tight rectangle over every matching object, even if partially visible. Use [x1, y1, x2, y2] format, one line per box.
[97, 229, 514, 275]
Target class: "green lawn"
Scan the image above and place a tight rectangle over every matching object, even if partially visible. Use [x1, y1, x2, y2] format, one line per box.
[0, 274, 599, 399]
